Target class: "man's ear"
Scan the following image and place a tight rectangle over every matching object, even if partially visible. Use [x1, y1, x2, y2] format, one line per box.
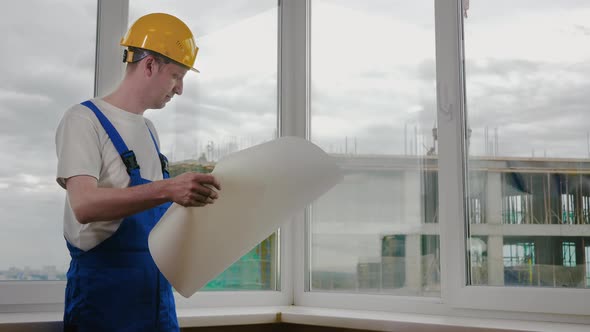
[144, 56, 158, 77]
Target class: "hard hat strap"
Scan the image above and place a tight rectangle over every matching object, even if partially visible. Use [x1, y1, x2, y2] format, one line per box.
[122, 48, 153, 64]
[123, 49, 134, 63]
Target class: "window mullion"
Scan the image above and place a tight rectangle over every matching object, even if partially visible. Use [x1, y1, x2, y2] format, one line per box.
[434, 0, 468, 305]
[279, 0, 309, 305]
[94, 0, 129, 98]
[278, 0, 309, 139]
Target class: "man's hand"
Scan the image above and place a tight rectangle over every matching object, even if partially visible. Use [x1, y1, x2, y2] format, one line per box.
[166, 172, 221, 207]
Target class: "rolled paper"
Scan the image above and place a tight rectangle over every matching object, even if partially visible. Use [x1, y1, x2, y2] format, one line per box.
[148, 136, 343, 297]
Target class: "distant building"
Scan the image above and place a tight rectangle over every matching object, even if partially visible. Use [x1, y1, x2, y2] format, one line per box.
[311, 154, 590, 292]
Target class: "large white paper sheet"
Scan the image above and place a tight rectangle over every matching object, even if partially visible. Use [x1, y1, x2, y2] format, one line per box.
[148, 136, 342, 297]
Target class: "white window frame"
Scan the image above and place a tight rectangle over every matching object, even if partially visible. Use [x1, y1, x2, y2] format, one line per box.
[99, 0, 294, 309]
[441, 0, 590, 318]
[0, 0, 292, 311]
[295, 0, 590, 324]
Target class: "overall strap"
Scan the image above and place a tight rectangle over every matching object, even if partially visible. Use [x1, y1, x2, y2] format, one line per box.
[80, 100, 141, 178]
[146, 125, 170, 179]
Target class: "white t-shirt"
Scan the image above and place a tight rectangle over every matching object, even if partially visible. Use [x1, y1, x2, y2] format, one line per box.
[55, 98, 164, 251]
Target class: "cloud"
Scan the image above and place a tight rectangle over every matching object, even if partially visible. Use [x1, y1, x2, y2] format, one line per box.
[0, 1, 96, 270]
[465, 58, 590, 157]
[144, 6, 279, 161]
[129, 0, 277, 38]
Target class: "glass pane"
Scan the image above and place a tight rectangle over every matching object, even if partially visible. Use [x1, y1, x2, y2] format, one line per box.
[0, 1, 96, 281]
[310, 0, 439, 296]
[129, 0, 279, 291]
[464, 1, 590, 288]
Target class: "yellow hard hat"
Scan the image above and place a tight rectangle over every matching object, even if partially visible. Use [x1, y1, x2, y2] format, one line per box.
[121, 13, 199, 72]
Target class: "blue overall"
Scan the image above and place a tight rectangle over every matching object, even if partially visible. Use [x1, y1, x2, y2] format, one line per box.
[63, 100, 178, 332]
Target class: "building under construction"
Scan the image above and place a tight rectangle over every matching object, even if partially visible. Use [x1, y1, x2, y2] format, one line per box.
[311, 154, 590, 293]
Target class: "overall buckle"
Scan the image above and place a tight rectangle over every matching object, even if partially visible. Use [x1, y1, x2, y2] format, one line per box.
[121, 150, 140, 175]
[159, 153, 170, 177]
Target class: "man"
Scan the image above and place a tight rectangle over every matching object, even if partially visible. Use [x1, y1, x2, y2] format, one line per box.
[55, 13, 219, 331]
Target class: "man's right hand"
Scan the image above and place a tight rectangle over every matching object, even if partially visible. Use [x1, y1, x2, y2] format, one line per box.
[167, 172, 221, 207]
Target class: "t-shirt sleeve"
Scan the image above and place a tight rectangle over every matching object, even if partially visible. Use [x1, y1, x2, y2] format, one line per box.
[55, 107, 102, 189]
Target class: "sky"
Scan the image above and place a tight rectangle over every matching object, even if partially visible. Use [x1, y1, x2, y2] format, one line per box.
[1, 0, 590, 276]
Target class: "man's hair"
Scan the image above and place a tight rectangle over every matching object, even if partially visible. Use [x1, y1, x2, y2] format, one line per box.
[126, 47, 185, 72]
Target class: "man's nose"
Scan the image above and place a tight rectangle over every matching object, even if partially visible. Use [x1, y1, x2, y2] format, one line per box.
[174, 79, 183, 95]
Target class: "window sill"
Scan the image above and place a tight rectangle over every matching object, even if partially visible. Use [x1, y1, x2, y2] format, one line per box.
[0, 307, 283, 331]
[280, 306, 590, 332]
[176, 306, 282, 327]
[1, 306, 589, 332]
